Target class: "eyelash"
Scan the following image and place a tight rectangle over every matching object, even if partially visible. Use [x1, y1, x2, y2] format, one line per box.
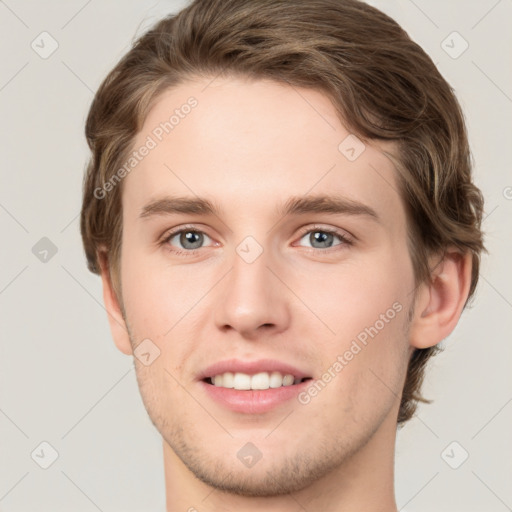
[160, 224, 353, 256]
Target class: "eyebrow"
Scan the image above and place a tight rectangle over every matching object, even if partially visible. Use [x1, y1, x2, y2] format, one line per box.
[278, 195, 379, 220]
[139, 194, 379, 222]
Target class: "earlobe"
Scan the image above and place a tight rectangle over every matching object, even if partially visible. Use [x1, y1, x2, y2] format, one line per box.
[98, 251, 133, 356]
[409, 250, 473, 350]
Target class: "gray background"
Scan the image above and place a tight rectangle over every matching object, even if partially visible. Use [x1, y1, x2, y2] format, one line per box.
[0, 0, 511, 510]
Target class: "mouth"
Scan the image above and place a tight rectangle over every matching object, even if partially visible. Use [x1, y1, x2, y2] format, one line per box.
[197, 358, 314, 413]
[202, 371, 313, 390]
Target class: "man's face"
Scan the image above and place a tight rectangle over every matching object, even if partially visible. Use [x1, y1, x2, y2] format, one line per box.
[117, 76, 416, 496]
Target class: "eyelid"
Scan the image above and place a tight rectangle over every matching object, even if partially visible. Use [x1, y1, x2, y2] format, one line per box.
[294, 224, 354, 245]
[160, 224, 217, 248]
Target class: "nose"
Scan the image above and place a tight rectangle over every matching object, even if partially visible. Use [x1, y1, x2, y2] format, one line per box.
[214, 245, 291, 338]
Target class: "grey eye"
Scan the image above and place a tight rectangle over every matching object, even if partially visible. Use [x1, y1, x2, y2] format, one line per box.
[298, 230, 343, 249]
[168, 230, 212, 250]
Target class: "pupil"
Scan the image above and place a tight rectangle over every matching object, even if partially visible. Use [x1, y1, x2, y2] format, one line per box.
[311, 231, 332, 248]
[181, 231, 203, 249]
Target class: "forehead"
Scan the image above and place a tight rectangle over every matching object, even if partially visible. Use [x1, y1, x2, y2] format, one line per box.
[123, 76, 404, 227]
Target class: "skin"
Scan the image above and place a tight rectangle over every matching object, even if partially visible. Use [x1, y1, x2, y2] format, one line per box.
[99, 76, 472, 511]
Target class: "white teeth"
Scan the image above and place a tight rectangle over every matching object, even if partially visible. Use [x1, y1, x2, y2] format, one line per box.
[209, 371, 302, 390]
[282, 374, 294, 386]
[222, 372, 234, 388]
[251, 372, 270, 390]
[269, 371, 284, 388]
[233, 372, 252, 390]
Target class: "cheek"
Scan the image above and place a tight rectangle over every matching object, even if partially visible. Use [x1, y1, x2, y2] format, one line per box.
[298, 252, 411, 341]
[119, 245, 208, 338]
[299, 251, 412, 397]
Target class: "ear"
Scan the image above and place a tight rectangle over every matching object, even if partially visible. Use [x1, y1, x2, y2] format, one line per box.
[98, 251, 133, 356]
[409, 250, 473, 349]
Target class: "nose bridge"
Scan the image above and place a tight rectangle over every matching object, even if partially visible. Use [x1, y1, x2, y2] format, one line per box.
[214, 237, 289, 335]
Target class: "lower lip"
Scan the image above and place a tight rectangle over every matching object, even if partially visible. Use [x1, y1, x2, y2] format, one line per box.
[199, 379, 312, 414]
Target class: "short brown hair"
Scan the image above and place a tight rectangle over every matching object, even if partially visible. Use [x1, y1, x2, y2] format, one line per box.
[80, 0, 485, 425]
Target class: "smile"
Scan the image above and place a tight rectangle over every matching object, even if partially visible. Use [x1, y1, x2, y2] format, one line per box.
[204, 371, 312, 390]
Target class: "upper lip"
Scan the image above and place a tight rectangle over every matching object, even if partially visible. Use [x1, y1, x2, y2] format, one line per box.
[198, 358, 312, 381]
